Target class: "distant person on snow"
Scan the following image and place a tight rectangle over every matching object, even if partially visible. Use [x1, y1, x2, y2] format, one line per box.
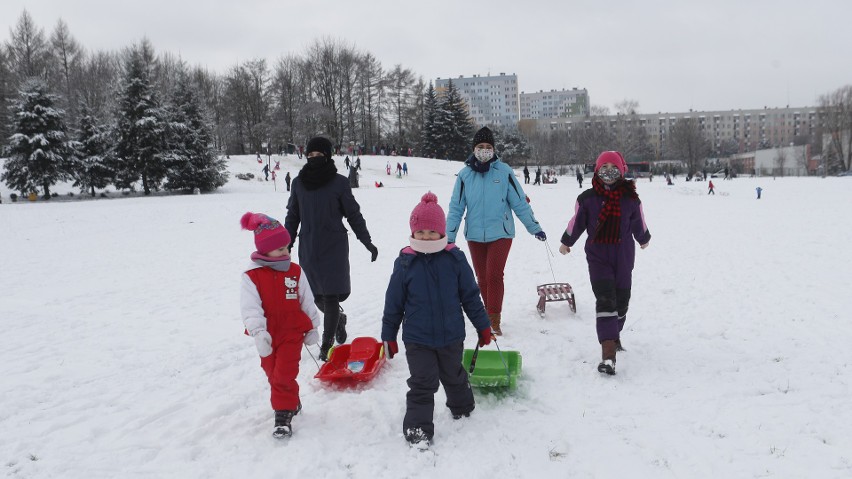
[708, 180, 715, 195]
[523, 165, 530, 184]
[558, 151, 651, 376]
[285, 136, 378, 362]
[403, 162, 408, 175]
[534, 167, 542, 185]
[381, 192, 492, 447]
[239, 212, 321, 439]
[446, 126, 545, 336]
[262, 163, 270, 181]
[756, 186, 763, 199]
[576, 169, 583, 188]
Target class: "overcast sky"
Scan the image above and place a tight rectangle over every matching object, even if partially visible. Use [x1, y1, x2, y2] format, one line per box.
[3, 0, 850, 114]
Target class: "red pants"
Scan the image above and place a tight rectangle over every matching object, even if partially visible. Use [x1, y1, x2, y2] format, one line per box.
[467, 238, 512, 314]
[260, 334, 302, 411]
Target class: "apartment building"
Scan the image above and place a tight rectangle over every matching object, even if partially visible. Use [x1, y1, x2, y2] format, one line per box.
[520, 106, 819, 156]
[435, 73, 520, 129]
[520, 88, 589, 119]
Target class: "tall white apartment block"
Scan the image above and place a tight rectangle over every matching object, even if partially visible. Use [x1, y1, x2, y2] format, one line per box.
[520, 88, 590, 119]
[435, 73, 520, 129]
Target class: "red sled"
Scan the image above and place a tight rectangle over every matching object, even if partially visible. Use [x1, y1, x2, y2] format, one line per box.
[536, 283, 576, 317]
[314, 336, 386, 384]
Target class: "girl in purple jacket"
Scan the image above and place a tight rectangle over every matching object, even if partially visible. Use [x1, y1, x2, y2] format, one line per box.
[559, 151, 651, 375]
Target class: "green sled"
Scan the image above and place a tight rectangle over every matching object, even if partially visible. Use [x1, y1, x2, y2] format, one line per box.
[462, 349, 522, 389]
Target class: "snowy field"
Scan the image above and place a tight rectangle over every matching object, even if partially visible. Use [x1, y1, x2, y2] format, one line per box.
[2, 153, 851, 478]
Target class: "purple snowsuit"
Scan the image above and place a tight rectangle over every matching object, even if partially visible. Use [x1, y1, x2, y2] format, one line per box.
[560, 186, 651, 342]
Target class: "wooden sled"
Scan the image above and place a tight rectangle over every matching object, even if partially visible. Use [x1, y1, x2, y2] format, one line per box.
[536, 283, 576, 317]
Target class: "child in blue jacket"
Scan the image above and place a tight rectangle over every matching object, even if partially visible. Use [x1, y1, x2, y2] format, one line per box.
[381, 192, 493, 447]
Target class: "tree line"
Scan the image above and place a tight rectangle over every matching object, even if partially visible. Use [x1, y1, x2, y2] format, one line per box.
[0, 11, 481, 198]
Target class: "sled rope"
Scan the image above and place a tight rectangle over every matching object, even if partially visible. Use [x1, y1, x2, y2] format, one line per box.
[493, 338, 512, 386]
[544, 241, 557, 283]
[304, 344, 321, 372]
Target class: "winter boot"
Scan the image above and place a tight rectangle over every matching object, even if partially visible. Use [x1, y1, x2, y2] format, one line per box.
[319, 332, 335, 362]
[597, 339, 617, 375]
[335, 308, 348, 345]
[404, 427, 432, 447]
[488, 313, 502, 336]
[272, 410, 295, 439]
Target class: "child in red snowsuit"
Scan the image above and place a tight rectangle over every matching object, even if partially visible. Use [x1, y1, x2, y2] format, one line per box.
[240, 212, 321, 438]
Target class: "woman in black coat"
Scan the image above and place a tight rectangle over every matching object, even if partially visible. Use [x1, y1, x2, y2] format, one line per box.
[285, 136, 378, 361]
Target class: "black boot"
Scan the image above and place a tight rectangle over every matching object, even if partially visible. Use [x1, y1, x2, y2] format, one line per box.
[336, 308, 348, 345]
[273, 410, 295, 439]
[319, 332, 335, 362]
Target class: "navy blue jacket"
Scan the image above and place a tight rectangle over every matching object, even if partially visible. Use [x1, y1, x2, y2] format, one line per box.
[381, 245, 490, 348]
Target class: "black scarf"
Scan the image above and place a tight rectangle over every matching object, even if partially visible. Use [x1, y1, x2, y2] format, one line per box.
[465, 154, 497, 173]
[298, 157, 338, 190]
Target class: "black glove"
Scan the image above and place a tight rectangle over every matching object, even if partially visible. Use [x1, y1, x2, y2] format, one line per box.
[366, 243, 378, 262]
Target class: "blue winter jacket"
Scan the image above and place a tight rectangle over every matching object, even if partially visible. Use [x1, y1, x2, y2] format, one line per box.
[446, 155, 542, 244]
[381, 245, 491, 348]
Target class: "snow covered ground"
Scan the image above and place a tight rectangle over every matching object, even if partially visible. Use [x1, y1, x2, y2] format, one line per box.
[2, 154, 851, 478]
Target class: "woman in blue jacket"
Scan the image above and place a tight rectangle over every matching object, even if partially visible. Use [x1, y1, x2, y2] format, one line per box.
[446, 127, 546, 335]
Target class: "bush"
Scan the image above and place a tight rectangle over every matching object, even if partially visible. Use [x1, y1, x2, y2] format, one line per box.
[10, 193, 18, 202]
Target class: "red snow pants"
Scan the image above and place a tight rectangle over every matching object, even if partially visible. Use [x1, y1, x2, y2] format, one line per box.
[259, 333, 303, 411]
[467, 238, 513, 314]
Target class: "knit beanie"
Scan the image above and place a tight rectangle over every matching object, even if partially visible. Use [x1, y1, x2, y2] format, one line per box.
[306, 136, 333, 159]
[595, 151, 627, 175]
[409, 191, 446, 236]
[240, 212, 291, 254]
[472, 126, 495, 149]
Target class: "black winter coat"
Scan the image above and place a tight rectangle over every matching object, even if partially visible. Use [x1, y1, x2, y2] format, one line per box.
[285, 174, 372, 295]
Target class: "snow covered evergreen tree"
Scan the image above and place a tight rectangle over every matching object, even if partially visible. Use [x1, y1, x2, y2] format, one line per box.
[114, 41, 167, 195]
[436, 80, 473, 161]
[162, 72, 228, 192]
[419, 82, 440, 158]
[1, 79, 75, 198]
[493, 128, 531, 166]
[73, 104, 114, 196]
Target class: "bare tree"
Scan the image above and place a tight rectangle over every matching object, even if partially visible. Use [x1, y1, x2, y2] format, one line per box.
[773, 148, 787, 176]
[818, 84, 852, 173]
[669, 117, 711, 175]
[386, 64, 415, 147]
[49, 18, 84, 117]
[6, 10, 51, 82]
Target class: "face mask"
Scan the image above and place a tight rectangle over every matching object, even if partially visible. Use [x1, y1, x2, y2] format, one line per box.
[597, 166, 621, 183]
[474, 147, 494, 163]
[307, 155, 326, 167]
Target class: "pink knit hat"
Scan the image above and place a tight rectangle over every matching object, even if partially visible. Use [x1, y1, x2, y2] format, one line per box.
[240, 212, 291, 254]
[409, 192, 446, 236]
[595, 151, 627, 175]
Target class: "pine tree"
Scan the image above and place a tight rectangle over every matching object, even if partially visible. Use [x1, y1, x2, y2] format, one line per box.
[419, 82, 440, 158]
[1, 79, 75, 198]
[436, 80, 473, 161]
[163, 72, 228, 192]
[74, 104, 114, 196]
[114, 42, 167, 195]
[493, 128, 531, 166]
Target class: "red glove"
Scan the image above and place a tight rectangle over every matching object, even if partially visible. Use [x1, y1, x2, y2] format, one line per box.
[477, 328, 493, 347]
[384, 341, 398, 359]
